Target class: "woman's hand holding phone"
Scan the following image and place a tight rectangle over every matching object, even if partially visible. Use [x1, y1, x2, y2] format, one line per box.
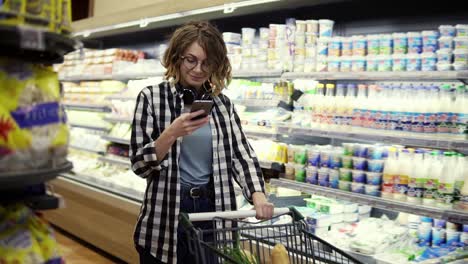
[168, 110, 209, 137]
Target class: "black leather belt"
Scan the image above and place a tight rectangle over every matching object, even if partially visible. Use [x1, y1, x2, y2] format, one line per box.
[181, 184, 214, 199]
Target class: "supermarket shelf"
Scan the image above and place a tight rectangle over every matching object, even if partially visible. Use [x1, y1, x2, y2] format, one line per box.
[60, 72, 164, 82]
[105, 95, 136, 101]
[244, 129, 279, 140]
[232, 99, 282, 109]
[69, 123, 110, 132]
[277, 124, 468, 154]
[259, 160, 285, 172]
[112, 72, 165, 80]
[63, 103, 111, 112]
[0, 161, 73, 190]
[232, 70, 282, 78]
[0, 25, 77, 63]
[281, 71, 468, 81]
[98, 155, 131, 167]
[59, 173, 143, 203]
[69, 145, 104, 154]
[270, 179, 468, 224]
[101, 135, 130, 145]
[103, 116, 133, 123]
[60, 74, 113, 81]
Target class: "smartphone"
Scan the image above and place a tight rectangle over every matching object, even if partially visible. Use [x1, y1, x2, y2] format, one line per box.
[190, 100, 214, 120]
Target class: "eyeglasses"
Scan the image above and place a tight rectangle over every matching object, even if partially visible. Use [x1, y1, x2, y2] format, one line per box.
[181, 55, 211, 73]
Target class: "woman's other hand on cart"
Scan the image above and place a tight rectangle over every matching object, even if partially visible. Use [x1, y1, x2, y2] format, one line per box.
[252, 192, 274, 220]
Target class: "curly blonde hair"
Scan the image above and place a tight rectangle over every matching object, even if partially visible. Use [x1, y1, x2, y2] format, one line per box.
[162, 21, 232, 95]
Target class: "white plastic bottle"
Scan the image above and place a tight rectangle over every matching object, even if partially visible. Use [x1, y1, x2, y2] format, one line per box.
[411, 85, 426, 133]
[438, 84, 453, 135]
[423, 151, 442, 206]
[454, 154, 467, 199]
[437, 152, 456, 208]
[424, 85, 440, 134]
[452, 85, 467, 137]
[408, 150, 425, 204]
[394, 150, 412, 202]
[382, 147, 398, 199]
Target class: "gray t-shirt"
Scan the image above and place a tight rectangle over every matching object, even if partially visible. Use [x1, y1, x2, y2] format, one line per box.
[179, 122, 213, 185]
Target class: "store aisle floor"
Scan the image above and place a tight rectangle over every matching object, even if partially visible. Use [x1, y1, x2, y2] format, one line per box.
[54, 228, 121, 264]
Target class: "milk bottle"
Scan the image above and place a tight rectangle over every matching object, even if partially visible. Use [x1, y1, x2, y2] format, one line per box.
[437, 152, 456, 208]
[454, 155, 467, 199]
[394, 150, 412, 201]
[438, 84, 453, 134]
[352, 84, 367, 128]
[382, 147, 398, 199]
[365, 85, 378, 129]
[323, 83, 335, 129]
[423, 86, 439, 134]
[342, 84, 355, 127]
[408, 150, 425, 204]
[379, 85, 392, 130]
[334, 84, 346, 129]
[400, 84, 413, 132]
[411, 85, 426, 133]
[423, 151, 442, 206]
[312, 83, 325, 127]
[453, 85, 467, 136]
[387, 84, 400, 131]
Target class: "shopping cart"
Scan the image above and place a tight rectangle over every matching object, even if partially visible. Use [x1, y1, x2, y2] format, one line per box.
[179, 207, 363, 264]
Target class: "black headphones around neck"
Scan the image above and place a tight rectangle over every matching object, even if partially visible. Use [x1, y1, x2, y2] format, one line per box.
[181, 82, 213, 105]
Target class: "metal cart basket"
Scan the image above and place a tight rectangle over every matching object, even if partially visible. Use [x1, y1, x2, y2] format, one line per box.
[179, 207, 363, 264]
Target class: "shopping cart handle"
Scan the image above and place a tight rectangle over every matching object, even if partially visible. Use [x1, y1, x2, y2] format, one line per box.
[187, 207, 292, 222]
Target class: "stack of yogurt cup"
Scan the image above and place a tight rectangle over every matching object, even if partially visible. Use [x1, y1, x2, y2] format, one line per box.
[267, 23, 287, 71]
[223, 32, 242, 70]
[454, 27, 468, 71]
[316, 19, 335, 72]
[294, 19, 319, 72]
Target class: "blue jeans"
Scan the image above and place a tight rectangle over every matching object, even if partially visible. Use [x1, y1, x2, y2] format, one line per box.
[177, 183, 216, 264]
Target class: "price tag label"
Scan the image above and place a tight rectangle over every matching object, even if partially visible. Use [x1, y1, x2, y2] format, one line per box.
[19, 27, 45, 51]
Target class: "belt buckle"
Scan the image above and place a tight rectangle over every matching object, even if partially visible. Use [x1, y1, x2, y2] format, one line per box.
[190, 187, 201, 198]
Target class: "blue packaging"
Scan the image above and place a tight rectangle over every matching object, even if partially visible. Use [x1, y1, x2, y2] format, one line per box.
[421, 216, 434, 224]
[432, 228, 446, 247]
[433, 219, 447, 228]
[408, 32, 423, 54]
[418, 225, 432, 247]
[422, 31, 439, 53]
[329, 169, 340, 188]
[407, 54, 422, 71]
[446, 230, 461, 246]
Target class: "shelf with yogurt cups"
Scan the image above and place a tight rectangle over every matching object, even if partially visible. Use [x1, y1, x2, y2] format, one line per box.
[270, 179, 467, 224]
[232, 70, 283, 78]
[276, 123, 468, 155]
[59, 72, 165, 82]
[231, 98, 284, 109]
[281, 71, 468, 81]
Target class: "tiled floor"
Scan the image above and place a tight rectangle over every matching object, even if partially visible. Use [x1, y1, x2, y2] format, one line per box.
[54, 229, 119, 264]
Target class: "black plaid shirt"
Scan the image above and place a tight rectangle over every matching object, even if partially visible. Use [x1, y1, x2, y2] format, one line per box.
[130, 80, 265, 263]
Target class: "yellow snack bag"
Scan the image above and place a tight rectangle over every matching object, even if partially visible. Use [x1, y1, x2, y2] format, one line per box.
[0, 0, 26, 26]
[0, 59, 69, 171]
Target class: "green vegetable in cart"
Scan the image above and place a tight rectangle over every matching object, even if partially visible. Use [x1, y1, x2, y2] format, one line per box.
[271, 243, 290, 264]
[222, 247, 259, 264]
